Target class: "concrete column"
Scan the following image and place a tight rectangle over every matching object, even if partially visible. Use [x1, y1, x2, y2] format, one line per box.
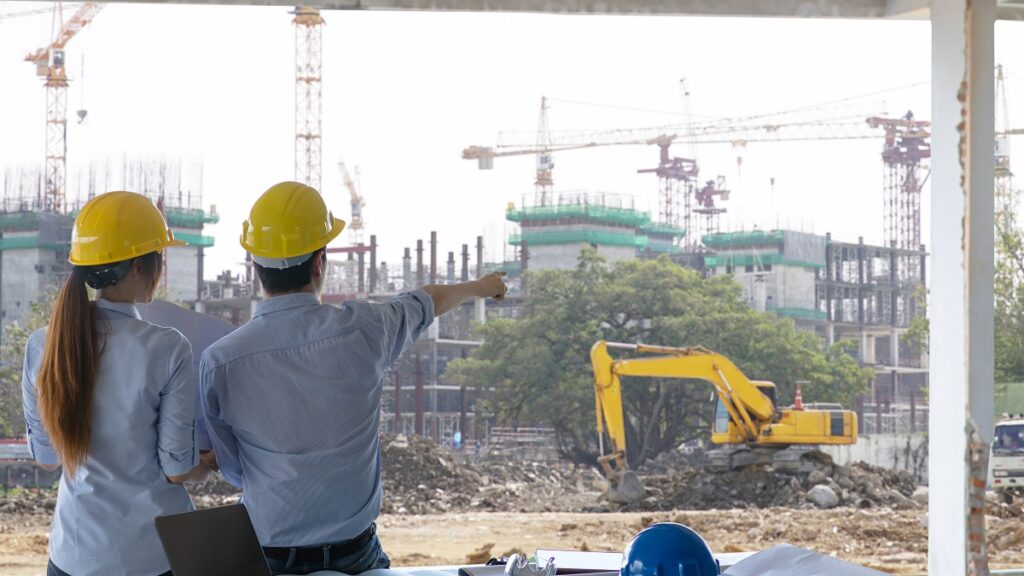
[474, 299, 486, 324]
[197, 246, 204, 302]
[416, 240, 424, 286]
[430, 231, 437, 284]
[447, 251, 456, 283]
[825, 323, 835, 348]
[476, 236, 484, 278]
[403, 248, 412, 290]
[890, 329, 900, 369]
[414, 354, 424, 436]
[357, 249, 365, 294]
[461, 243, 470, 282]
[930, 1, 996, 573]
[369, 235, 378, 293]
[394, 367, 401, 434]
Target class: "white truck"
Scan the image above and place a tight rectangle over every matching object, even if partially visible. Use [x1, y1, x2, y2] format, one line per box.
[992, 416, 1024, 503]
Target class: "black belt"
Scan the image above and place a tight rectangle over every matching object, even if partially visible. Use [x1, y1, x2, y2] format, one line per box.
[263, 524, 376, 565]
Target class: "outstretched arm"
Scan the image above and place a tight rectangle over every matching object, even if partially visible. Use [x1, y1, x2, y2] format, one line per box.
[420, 272, 507, 316]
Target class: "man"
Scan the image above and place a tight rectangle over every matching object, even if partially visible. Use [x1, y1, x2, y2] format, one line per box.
[200, 182, 507, 575]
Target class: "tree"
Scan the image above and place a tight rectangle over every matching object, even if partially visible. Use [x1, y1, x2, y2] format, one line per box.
[447, 249, 871, 466]
[994, 193, 1024, 388]
[0, 293, 56, 437]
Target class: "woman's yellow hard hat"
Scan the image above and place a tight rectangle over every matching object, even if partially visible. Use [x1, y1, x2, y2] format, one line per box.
[69, 191, 186, 267]
[240, 181, 346, 269]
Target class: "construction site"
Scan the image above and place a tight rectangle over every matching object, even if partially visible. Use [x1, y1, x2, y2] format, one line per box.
[1, 1, 1024, 575]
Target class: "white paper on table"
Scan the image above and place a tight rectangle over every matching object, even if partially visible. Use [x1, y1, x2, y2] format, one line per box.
[535, 550, 622, 571]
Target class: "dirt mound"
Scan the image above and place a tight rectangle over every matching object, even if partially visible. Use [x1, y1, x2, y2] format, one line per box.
[0, 489, 55, 533]
[630, 449, 918, 511]
[379, 434, 600, 514]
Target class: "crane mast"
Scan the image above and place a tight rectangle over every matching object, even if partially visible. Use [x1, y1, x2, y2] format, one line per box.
[293, 6, 323, 191]
[338, 159, 365, 245]
[24, 1, 105, 213]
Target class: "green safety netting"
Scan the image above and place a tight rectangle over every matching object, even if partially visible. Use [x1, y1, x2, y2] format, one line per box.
[507, 204, 650, 228]
[773, 308, 828, 321]
[702, 230, 785, 248]
[641, 222, 687, 237]
[166, 207, 220, 229]
[509, 229, 648, 249]
[704, 253, 821, 269]
[0, 212, 42, 232]
[175, 232, 216, 247]
[0, 235, 68, 251]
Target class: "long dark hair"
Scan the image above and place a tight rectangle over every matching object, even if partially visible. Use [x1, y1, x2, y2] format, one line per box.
[36, 252, 161, 475]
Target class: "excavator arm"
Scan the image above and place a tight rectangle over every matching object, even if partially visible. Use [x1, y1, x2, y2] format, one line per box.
[592, 340, 775, 455]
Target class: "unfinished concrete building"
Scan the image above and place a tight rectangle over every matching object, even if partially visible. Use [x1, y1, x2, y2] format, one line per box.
[697, 228, 929, 435]
[506, 192, 684, 271]
[0, 211, 73, 330]
[0, 160, 218, 332]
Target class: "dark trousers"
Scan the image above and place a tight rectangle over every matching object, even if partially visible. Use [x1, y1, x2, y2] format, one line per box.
[47, 559, 172, 576]
[262, 523, 390, 576]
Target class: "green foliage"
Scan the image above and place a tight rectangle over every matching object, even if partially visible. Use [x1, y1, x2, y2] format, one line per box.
[447, 248, 871, 466]
[995, 199, 1024, 386]
[0, 293, 56, 437]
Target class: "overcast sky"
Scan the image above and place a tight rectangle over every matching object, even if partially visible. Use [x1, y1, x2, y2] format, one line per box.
[2, 4, 1024, 276]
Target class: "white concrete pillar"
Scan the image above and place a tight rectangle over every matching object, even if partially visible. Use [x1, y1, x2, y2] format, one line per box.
[929, 0, 996, 573]
[826, 323, 835, 347]
[474, 298, 486, 324]
[890, 329, 900, 368]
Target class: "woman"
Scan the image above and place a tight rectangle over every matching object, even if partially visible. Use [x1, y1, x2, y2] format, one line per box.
[22, 191, 212, 576]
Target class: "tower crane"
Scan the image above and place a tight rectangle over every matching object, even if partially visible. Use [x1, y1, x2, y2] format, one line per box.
[338, 159, 365, 246]
[24, 1, 105, 213]
[464, 100, 887, 252]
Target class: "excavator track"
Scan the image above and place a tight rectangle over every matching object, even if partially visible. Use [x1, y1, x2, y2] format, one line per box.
[706, 445, 834, 473]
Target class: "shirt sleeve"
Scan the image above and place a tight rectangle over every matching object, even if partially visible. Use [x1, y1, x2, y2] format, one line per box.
[21, 330, 59, 466]
[156, 334, 199, 477]
[371, 289, 435, 366]
[200, 352, 244, 488]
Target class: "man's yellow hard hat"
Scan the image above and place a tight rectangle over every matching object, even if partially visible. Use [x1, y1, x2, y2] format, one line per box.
[69, 191, 186, 266]
[240, 181, 346, 269]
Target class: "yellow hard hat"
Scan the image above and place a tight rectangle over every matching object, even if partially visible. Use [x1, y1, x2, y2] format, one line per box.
[240, 181, 346, 269]
[70, 191, 186, 266]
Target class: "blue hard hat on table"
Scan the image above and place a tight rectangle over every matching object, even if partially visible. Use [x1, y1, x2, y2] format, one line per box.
[621, 523, 720, 576]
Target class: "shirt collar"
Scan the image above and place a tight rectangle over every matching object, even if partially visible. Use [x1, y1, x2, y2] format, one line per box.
[94, 298, 142, 320]
[252, 292, 320, 319]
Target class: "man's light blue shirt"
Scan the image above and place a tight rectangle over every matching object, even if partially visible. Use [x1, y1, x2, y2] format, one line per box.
[22, 299, 197, 576]
[200, 290, 434, 547]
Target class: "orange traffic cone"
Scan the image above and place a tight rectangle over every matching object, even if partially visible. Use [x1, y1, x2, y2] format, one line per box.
[794, 382, 805, 410]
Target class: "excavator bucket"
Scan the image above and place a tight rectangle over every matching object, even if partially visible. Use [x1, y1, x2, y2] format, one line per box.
[606, 470, 645, 504]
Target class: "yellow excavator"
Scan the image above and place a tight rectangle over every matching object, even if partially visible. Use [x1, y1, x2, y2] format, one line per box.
[591, 340, 859, 503]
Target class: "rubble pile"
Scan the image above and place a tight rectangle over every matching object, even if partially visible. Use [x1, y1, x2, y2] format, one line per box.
[0, 489, 54, 533]
[379, 434, 598, 514]
[635, 450, 919, 511]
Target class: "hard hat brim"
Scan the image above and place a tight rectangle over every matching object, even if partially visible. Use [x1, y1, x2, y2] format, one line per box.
[69, 237, 189, 267]
[240, 216, 347, 260]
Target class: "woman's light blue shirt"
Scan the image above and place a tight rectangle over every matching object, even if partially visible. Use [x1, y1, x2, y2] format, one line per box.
[22, 299, 198, 576]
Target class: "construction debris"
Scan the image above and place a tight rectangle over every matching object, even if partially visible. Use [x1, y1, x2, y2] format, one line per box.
[379, 434, 599, 514]
[634, 449, 918, 512]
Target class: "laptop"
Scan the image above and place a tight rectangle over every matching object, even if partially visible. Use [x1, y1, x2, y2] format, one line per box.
[155, 503, 272, 576]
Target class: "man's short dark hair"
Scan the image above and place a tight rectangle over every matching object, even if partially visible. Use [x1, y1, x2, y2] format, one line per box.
[255, 250, 324, 294]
